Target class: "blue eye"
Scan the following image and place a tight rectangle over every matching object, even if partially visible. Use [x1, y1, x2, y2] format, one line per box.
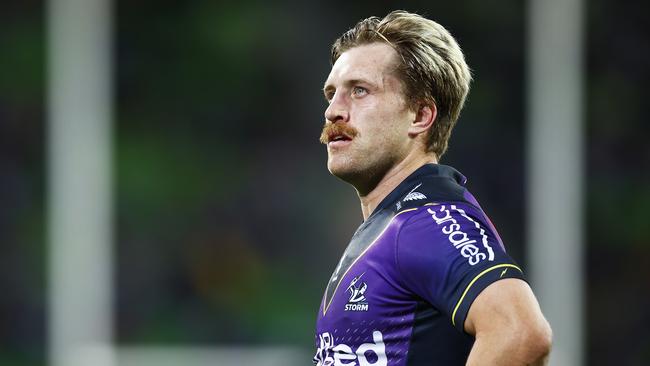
[352, 87, 367, 97]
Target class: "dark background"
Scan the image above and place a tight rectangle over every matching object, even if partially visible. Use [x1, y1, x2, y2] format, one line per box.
[1, 0, 648, 364]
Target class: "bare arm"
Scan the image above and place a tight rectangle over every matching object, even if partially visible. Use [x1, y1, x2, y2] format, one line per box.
[464, 279, 552, 365]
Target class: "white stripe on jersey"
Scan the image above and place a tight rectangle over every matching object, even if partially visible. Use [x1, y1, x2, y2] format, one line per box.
[451, 205, 495, 261]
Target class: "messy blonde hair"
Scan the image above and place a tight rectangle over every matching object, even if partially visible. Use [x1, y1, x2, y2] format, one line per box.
[331, 10, 472, 158]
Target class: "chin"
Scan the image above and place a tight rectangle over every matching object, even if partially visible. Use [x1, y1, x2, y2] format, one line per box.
[327, 157, 382, 195]
[327, 157, 359, 181]
[327, 160, 352, 179]
[328, 152, 398, 194]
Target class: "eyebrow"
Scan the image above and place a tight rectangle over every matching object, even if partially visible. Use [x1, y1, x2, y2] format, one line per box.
[322, 78, 378, 95]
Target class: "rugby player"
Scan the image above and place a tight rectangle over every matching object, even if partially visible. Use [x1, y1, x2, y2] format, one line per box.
[314, 10, 552, 365]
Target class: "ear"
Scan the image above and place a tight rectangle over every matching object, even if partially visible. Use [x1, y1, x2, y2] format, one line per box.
[407, 102, 437, 138]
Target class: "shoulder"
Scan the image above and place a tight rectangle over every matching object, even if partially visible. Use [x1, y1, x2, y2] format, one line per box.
[395, 202, 498, 267]
[392, 201, 525, 332]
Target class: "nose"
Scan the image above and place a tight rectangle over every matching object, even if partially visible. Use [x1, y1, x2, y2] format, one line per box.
[324, 91, 349, 123]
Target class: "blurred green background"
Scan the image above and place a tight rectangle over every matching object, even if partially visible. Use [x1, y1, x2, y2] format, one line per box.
[1, 0, 648, 365]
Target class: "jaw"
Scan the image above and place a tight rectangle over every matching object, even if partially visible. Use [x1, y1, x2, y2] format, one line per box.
[327, 148, 395, 197]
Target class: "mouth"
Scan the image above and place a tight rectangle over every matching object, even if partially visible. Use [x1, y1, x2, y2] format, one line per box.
[319, 122, 358, 147]
[328, 133, 352, 143]
[327, 133, 353, 148]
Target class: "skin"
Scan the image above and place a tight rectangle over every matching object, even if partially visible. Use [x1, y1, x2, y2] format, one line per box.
[322, 42, 552, 364]
[465, 279, 553, 365]
[323, 43, 437, 219]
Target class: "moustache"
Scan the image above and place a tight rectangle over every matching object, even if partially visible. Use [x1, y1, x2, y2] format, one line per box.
[319, 122, 359, 144]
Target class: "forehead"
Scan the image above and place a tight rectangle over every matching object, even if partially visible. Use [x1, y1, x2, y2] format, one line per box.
[325, 43, 400, 87]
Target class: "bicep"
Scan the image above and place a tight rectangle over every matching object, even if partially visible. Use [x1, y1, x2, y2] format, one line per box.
[464, 278, 547, 337]
[464, 279, 553, 364]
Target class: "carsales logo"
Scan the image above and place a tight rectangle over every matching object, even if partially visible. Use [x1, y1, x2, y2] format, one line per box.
[313, 331, 387, 366]
[428, 205, 494, 265]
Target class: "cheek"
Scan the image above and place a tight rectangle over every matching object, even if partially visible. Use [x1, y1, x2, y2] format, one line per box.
[353, 100, 409, 143]
[372, 108, 409, 138]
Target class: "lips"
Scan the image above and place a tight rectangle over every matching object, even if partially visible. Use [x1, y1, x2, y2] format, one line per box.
[326, 131, 354, 149]
[328, 132, 352, 143]
[319, 122, 358, 145]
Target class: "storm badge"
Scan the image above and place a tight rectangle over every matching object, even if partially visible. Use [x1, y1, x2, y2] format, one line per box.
[345, 273, 369, 312]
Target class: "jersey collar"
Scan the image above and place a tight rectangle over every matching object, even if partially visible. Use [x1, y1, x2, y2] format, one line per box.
[370, 164, 467, 217]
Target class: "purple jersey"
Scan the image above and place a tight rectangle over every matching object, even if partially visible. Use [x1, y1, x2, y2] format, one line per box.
[313, 164, 525, 365]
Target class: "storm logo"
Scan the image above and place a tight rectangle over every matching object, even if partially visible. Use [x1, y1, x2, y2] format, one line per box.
[345, 274, 369, 312]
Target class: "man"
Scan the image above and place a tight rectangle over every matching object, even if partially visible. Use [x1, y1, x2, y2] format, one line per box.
[313, 10, 552, 366]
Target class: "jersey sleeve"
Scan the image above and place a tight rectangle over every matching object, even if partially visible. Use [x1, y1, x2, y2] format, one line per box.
[395, 202, 526, 333]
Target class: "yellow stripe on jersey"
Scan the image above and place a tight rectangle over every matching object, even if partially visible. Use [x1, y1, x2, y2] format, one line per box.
[451, 263, 523, 327]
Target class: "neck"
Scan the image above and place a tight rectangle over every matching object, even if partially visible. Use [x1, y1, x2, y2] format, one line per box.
[358, 152, 438, 220]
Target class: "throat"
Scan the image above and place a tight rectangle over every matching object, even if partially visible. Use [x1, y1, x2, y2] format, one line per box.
[357, 155, 438, 220]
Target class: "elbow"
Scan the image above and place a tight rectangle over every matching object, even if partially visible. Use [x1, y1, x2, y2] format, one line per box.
[520, 319, 553, 362]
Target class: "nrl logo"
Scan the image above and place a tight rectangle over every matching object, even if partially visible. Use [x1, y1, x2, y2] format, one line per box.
[345, 274, 369, 312]
[403, 191, 427, 201]
[402, 183, 427, 203]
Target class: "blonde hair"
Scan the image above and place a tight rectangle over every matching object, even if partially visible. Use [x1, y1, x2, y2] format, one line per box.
[331, 10, 472, 158]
